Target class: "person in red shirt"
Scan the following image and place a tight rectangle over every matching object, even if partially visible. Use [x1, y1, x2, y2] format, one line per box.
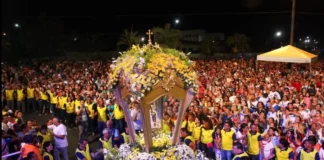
[198, 86, 205, 99]
[292, 81, 302, 92]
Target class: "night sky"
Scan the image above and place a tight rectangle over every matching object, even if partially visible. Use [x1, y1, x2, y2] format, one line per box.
[2, 0, 324, 50]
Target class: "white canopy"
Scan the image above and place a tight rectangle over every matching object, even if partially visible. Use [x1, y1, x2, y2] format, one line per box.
[257, 45, 318, 63]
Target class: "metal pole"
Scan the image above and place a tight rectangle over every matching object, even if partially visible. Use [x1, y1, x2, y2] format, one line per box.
[290, 0, 296, 45]
[310, 63, 312, 73]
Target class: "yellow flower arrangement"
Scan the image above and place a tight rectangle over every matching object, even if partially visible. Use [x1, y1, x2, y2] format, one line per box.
[108, 44, 198, 99]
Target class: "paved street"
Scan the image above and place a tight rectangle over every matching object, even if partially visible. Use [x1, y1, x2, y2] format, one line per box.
[24, 112, 99, 160]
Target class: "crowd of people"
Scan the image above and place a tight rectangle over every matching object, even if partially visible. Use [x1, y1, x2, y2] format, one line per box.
[1, 58, 324, 160]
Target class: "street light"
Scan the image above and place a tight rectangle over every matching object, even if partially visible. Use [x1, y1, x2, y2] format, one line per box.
[14, 23, 20, 28]
[141, 37, 145, 42]
[275, 31, 282, 47]
[2, 32, 6, 36]
[175, 19, 180, 24]
[74, 37, 77, 41]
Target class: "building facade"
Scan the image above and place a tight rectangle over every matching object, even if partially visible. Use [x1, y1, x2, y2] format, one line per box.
[180, 30, 225, 53]
[181, 30, 206, 42]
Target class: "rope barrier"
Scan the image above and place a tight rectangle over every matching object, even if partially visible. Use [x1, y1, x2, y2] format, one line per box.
[2, 151, 21, 159]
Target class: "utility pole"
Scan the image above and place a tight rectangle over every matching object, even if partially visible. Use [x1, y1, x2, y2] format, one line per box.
[290, 0, 296, 45]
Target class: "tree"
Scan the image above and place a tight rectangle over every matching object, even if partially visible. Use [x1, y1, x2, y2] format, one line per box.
[226, 34, 250, 53]
[200, 38, 218, 57]
[152, 23, 181, 49]
[117, 28, 140, 50]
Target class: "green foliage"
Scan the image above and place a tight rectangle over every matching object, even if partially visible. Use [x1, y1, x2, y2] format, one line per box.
[152, 24, 182, 49]
[120, 44, 191, 68]
[226, 33, 250, 53]
[200, 37, 218, 57]
[117, 28, 140, 50]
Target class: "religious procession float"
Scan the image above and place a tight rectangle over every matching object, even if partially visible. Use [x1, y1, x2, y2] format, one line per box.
[103, 30, 209, 159]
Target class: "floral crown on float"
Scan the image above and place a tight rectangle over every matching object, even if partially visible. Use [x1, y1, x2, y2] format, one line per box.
[108, 43, 199, 100]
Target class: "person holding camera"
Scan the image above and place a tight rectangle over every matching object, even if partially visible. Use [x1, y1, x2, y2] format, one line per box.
[76, 99, 89, 140]
[130, 101, 143, 135]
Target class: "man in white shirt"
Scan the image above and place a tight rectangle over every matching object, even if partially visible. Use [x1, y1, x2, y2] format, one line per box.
[299, 104, 310, 120]
[262, 133, 274, 159]
[258, 93, 269, 106]
[130, 102, 143, 134]
[267, 107, 277, 121]
[48, 117, 68, 160]
[1, 115, 9, 133]
[268, 86, 281, 100]
[247, 94, 258, 108]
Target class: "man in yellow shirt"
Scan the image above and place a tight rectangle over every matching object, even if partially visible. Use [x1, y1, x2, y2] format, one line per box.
[49, 89, 58, 117]
[180, 128, 196, 151]
[297, 138, 320, 160]
[5, 85, 14, 110]
[162, 113, 172, 133]
[221, 122, 237, 160]
[97, 97, 109, 136]
[16, 85, 26, 112]
[232, 142, 249, 160]
[268, 138, 294, 160]
[247, 123, 263, 160]
[85, 96, 97, 135]
[65, 97, 75, 129]
[75, 139, 101, 160]
[58, 91, 68, 123]
[26, 83, 36, 113]
[36, 124, 53, 150]
[37, 87, 49, 115]
[113, 100, 125, 134]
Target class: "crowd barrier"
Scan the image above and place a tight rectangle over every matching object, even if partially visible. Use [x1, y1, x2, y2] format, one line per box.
[2, 151, 21, 159]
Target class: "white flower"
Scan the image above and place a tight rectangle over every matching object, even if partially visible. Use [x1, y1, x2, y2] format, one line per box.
[131, 83, 137, 92]
[139, 57, 145, 64]
[195, 150, 208, 160]
[118, 144, 132, 159]
[103, 149, 114, 159]
[165, 144, 195, 160]
[136, 153, 156, 160]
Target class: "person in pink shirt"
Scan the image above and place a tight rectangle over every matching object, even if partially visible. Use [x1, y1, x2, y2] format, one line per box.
[303, 93, 311, 109]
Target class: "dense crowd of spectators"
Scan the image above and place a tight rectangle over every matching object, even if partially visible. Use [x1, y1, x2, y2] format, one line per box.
[1, 58, 324, 160]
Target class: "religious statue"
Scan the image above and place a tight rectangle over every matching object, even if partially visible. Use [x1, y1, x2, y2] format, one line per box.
[150, 104, 157, 128]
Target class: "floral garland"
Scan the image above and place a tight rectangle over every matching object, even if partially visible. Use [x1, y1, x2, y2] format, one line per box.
[114, 143, 209, 160]
[108, 44, 198, 100]
[106, 130, 210, 160]
[137, 130, 172, 148]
